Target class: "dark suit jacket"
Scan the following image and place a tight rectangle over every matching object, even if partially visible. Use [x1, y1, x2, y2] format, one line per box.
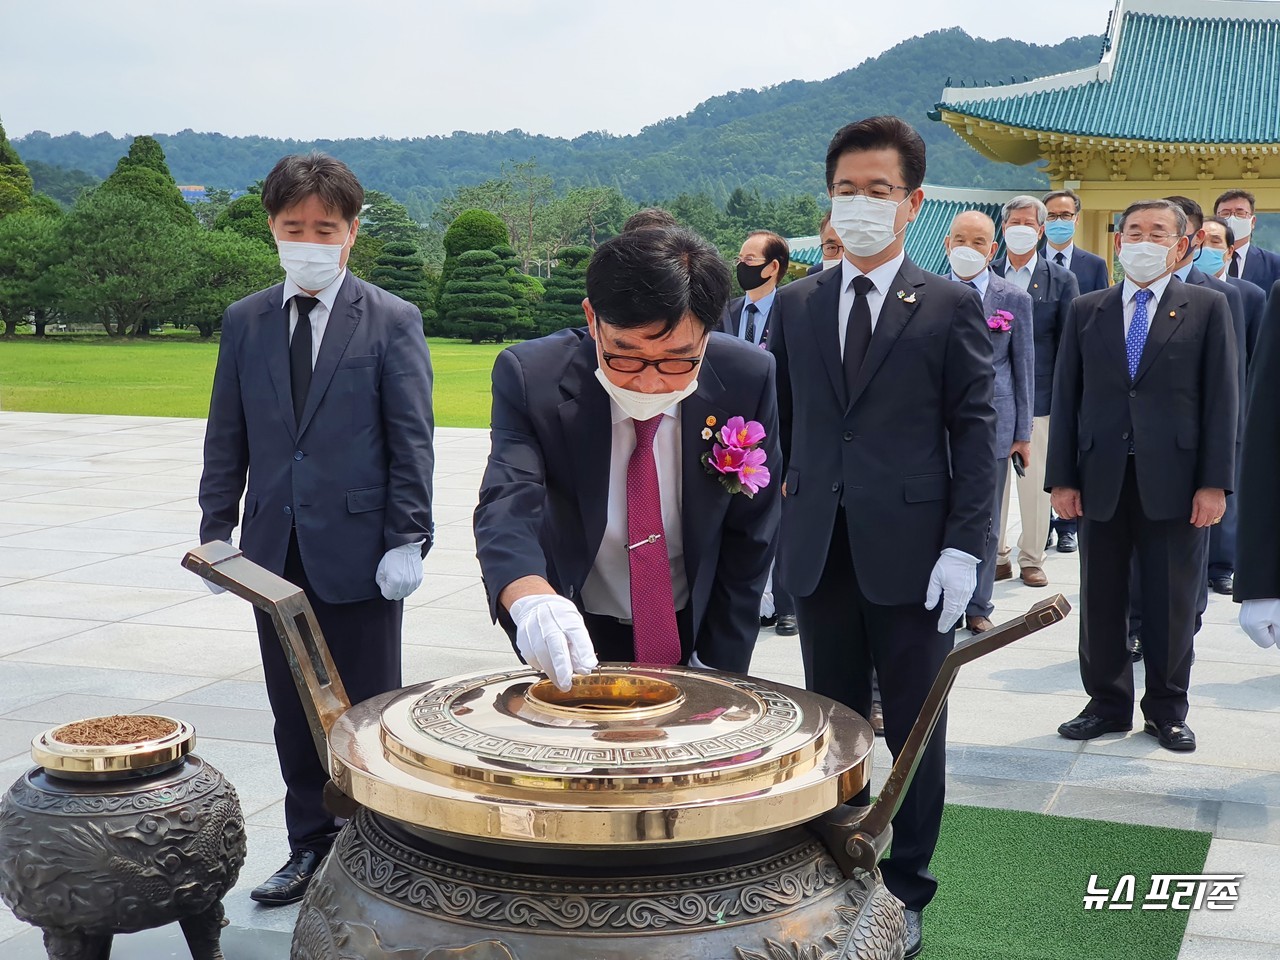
[720, 293, 779, 346]
[1226, 275, 1267, 364]
[473, 328, 781, 672]
[770, 256, 997, 604]
[1045, 277, 1238, 523]
[993, 255, 1080, 417]
[1183, 266, 1246, 436]
[1240, 244, 1280, 297]
[1235, 289, 1280, 601]
[806, 262, 825, 276]
[1057, 246, 1109, 295]
[199, 273, 435, 604]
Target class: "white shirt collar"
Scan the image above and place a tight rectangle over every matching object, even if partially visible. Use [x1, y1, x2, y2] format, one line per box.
[282, 267, 348, 312]
[840, 249, 906, 296]
[950, 267, 990, 298]
[1048, 243, 1074, 264]
[1007, 252, 1038, 274]
[1122, 272, 1173, 308]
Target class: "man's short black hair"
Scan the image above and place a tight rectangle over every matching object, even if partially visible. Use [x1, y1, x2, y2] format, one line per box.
[1043, 189, 1082, 214]
[1205, 214, 1236, 246]
[748, 230, 791, 276]
[261, 152, 364, 222]
[1118, 199, 1187, 236]
[622, 207, 679, 232]
[1165, 195, 1204, 232]
[586, 227, 730, 338]
[825, 115, 926, 192]
[1215, 189, 1256, 214]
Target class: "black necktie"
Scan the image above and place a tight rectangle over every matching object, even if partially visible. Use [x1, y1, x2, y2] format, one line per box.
[1054, 252, 1066, 267]
[744, 302, 759, 344]
[1229, 252, 1240, 278]
[843, 275, 875, 400]
[291, 296, 319, 424]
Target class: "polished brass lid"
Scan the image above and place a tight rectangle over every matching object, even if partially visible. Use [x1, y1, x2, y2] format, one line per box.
[32, 715, 195, 779]
[328, 665, 873, 847]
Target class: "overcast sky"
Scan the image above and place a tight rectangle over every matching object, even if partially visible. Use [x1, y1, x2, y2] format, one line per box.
[2, 0, 1116, 141]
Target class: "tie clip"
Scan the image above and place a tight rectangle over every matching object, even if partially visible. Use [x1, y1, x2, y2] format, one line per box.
[627, 533, 662, 551]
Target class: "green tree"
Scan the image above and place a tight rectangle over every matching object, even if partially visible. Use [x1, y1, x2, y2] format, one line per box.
[214, 193, 273, 246]
[493, 245, 540, 339]
[25, 159, 98, 207]
[0, 212, 60, 336]
[178, 229, 280, 338]
[98, 135, 199, 229]
[0, 117, 35, 218]
[370, 240, 438, 334]
[345, 233, 384, 282]
[439, 248, 518, 343]
[532, 245, 591, 336]
[439, 208, 509, 313]
[192, 186, 235, 229]
[360, 190, 423, 247]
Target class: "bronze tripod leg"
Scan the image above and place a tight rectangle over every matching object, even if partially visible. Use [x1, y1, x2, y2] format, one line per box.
[42, 930, 113, 960]
[179, 901, 228, 960]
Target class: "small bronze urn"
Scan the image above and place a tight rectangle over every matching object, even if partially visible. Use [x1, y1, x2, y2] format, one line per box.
[0, 714, 248, 960]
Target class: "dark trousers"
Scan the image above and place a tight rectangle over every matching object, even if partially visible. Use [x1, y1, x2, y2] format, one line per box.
[794, 509, 950, 912]
[774, 585, 796, 618]
[253, 532, 403, 855]
[1079, 462, 1202, 724]
[582, 606, 695, 665]
[1051, 513, 1078, 537]
[1127, 543, 1209, 638]
[967, 457, 1008, 618]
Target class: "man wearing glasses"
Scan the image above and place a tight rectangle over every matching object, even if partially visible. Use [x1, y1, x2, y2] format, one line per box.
[474, 227, 781, 691]
[1048, 199, 1238, 754]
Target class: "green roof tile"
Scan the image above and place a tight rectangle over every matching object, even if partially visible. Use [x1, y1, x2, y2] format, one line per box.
[939, 3, 1280, 144]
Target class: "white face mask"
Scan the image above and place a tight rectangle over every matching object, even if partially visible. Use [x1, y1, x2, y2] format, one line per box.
[1003, 225, 1040, 256]
[1226, 215, 1254, 242]
[592, 334, 706, 422]
[274, 231, 350, 291]
[947, 245, 990, 280]
[1117, 241, 1176, 285]
[830, 195, 909, 258]
[821, 258, 843, 271]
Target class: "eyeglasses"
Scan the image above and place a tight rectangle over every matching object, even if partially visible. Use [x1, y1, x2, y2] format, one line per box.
[601, 351, 703, 376]
[831, 181, 911, 201]
[1045, 213, 1077, 222]
[820, 241, 843, 255]
[1218, 208, 1253, 218]
[736, 255, 767, 265]
[1121, 231, 1175, 244]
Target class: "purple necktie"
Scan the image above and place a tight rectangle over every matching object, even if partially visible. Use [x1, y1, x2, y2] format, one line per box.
[627, 416, 681, 665]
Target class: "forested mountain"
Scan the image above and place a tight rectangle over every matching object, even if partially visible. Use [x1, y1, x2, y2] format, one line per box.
[14, 29, 1101, 218]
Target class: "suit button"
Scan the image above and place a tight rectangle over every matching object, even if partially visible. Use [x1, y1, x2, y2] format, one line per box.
[843, 431, 853, 442]
[283, 506, 292, 516]
[1129, 389, 1137, 398]
[1122, 431, 1130, 440]
[831, 482, 841, 493]
[294, 451, 304, 461]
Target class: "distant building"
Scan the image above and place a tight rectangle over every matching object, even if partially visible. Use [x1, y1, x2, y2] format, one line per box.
[177, 185, 247, 204]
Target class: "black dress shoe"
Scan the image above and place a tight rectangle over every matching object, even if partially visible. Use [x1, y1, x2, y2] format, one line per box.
[1209, 576, 1233, 596]
[1056, 531, 1078, 553]
[1128, 633, 1143, 663]
[1144, 719, 1196, 752]
[251, 849, 323, 905]
[775, 614, 798, 636]
[759, 614, 778, 628]
[870, 699, 885, 738]
[903, 908, 922, 959]
[1058, 712, 1132, 741]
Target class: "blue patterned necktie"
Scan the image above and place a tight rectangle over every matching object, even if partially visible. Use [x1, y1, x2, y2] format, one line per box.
[1126, 289, 1152, 381]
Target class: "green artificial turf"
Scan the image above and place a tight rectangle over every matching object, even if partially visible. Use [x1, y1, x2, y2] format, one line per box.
[0, 335, 507, 428]
[927, 805, 1212, 960]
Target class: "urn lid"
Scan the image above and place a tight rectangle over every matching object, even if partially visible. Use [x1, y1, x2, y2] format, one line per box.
[327, 665, 873, 847]
[32, 715, 195, 780]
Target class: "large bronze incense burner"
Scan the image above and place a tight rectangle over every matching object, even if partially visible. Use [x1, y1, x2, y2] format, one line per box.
[0, 714, 247, 960]
[183, 541, 1069, 960]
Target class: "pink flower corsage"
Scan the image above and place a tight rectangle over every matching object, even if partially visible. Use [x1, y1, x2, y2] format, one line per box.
[987, 309, 1014, 332]
[701, 416, 771, 497]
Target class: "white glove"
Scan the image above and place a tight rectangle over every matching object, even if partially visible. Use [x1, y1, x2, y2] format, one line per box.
[1240, 599, 1280, 649]
[375, 542, 424, 601]
[509, 594, 599, 692]
[924, 548, 980, 633]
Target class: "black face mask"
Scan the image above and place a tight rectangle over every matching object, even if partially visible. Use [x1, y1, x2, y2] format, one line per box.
[736, 261, 773, 291]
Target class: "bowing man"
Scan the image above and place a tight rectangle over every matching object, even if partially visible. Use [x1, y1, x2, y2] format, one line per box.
[474, 226, 781, 689]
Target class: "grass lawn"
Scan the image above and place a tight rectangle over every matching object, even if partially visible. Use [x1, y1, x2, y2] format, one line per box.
[0, 334, 507, 428]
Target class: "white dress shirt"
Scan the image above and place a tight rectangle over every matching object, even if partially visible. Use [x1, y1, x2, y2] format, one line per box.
[282, 268, 347, 369]
[1047, 243, 1074, 269]
[1003, 253, 1037, 292]
[580, 400, 688, 620]
[1233, 241, 1251, 276]
[738, 288, 776, 346]
[1121, 274, 1173, 337]
[837, 250, 907, 353]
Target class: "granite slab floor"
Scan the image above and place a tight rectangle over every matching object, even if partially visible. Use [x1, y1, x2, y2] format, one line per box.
[0, 411, 1276, 957]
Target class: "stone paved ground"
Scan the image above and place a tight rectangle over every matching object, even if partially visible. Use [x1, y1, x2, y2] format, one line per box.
[0, 411, 1276, 957]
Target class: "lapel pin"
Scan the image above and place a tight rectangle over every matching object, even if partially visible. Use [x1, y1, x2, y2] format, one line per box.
[896, 290, 917, 304]
[705, 415, 717, 427]
[1169, 311, 1176, 318]
[1033, 283, 1040, 289]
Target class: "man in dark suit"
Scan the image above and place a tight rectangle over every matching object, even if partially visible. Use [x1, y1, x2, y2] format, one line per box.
[943, 209, 1033, 633]
[199, 154, 435, 902]
[475, 226, 780, 687]
[807, 211, 843, 276]
[1236, 285, 1280, 650]
[992, 196, 1081, 589]
[1048, 199, 1237, 754]
[1215, 189, 1280, 295]
[1200, 215, 1269, 367]
[770, 116, 996, 959]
